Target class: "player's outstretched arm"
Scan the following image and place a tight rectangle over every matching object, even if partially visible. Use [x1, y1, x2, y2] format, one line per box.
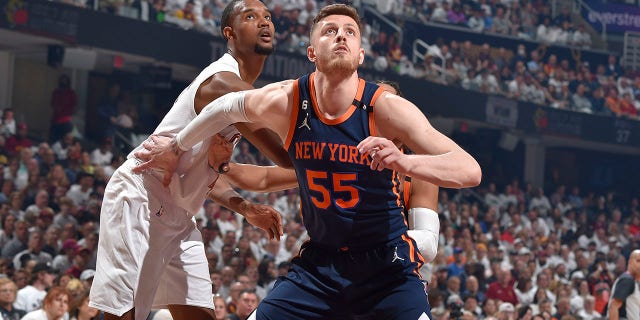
[225, 163, 298, 193]
[133, 83, 291, 186]
[359, 93, 481, 189]
[207, 177, 283, 241]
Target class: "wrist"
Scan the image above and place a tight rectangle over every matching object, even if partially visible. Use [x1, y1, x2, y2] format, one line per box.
[238, 200, 250, 215]
[171, 137, 186, 156]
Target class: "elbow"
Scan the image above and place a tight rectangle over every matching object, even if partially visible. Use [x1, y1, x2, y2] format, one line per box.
[466, 163, 482, 187]
[450, 160, 482, 189]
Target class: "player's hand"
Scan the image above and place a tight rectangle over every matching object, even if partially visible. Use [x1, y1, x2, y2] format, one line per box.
[241, 202, 283, 241]
[133, 135, 182, 187]
[357, 136, 405, 172]
[207, 134, 234, 173]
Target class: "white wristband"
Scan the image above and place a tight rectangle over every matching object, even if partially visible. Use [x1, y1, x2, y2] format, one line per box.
[176, 91, 249, 151]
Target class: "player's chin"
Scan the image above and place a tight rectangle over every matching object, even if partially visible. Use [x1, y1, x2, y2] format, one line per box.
[255, 44, 274, 55]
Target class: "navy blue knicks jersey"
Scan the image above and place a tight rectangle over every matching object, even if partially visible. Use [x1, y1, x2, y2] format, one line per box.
[284, 73, 408, 249]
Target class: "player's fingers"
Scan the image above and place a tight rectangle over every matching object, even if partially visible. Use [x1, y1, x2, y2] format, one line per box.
[133, 150, 151, 162]
[275, 213, 283, 236]
[132, 161, 150, 173]
[266, 226, 275, 240]
[141, 140, 154, 151]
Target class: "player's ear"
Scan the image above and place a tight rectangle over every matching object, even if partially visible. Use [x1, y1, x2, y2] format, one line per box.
[307, 46, 316, 62]
[223, 26, 235, 40]
[358, 48, 365, 65]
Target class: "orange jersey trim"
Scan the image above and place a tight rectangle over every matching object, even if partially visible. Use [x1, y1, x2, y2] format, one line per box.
[309, 74, 367, 125]
[402, 234, 425, 277]
[283, 79, 301, 150]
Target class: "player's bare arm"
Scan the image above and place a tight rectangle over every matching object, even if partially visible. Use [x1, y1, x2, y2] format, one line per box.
[225, 163, 298, 192]
[199, 72, 293, 168]
[359, 92, 481, 189]
[206, 177, 283, 241]
[133, 81, 294, 181]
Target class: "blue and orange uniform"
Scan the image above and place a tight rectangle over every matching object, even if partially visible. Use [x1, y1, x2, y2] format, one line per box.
[255, 73, 431, 319]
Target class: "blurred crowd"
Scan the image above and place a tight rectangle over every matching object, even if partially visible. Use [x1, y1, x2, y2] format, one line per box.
[51, 0, 639, 120]
[2, 113, 639, 319]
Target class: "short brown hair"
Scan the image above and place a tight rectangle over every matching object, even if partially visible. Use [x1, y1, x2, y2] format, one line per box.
[42, 286, 71, 308]
[310, 4, 361, 36]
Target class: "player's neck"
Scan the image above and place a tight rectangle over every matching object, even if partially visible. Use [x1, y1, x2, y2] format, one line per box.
[313, 71, 359, 118]
[228, 49, 268, 85]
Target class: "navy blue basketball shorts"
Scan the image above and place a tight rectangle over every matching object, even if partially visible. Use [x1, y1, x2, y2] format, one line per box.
[253, 234, 432, 320]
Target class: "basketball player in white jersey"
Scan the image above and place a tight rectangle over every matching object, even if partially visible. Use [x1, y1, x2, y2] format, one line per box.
[89, 1, 283, 319]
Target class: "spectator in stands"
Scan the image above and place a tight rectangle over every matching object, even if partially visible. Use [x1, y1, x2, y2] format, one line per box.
[430, 2, 448, 23]
[4, 123, 32, 157]
[13, 230, 52, 270]
[2, 220, 28, 258]
[486, 265, 518, 305]
[229, 289, 259, 320]
[50, 75, 77, 144]
[68, 289, 99, 320]
[96, 82, 120, 143]
[89, 138, 113, 168]
[213, 294, 229, 320]
[20, 286, 70, 320]
[52, 238, 80, 273]
[174, 0, 196, 22]
[0, 277, 25, 320]
[14, 262, 56, 313]
[197, 5, 219, 36]
[447, 3, 466, 26]
[0, 108, 16, 138]
[65, 172, 93, 208]
[572, 24, 592, 48]
[467, 7, 485, 32]
[492, 6, 510, 35]
[605, 54, 623, 77]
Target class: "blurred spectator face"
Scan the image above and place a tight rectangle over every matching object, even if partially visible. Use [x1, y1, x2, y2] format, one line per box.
[236, 291, 259, 318]
[213, 296, 227, 319]
[12, 271, 28, 289]
[221, 267, 235, 286]
[14, 221, 28, 242]
[483, 299, 497, 316]
[44, 291, 69, 320]
[210, 272, 222, 293]
[0, 280, 17, 305]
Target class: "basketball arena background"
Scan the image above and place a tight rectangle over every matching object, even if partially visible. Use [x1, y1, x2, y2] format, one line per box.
[0, 0, 639, 317]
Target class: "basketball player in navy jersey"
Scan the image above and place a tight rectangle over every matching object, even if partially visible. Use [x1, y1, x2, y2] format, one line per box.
[215, 80, 441, 266]
[135, 4, 481, 319]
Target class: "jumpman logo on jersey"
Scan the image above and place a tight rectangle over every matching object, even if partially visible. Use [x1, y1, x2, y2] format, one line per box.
[392, 246, 405, 263]
[298, 113, 311, 131]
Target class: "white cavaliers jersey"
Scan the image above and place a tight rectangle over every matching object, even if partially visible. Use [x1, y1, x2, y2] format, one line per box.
[128, 53, 241, 215]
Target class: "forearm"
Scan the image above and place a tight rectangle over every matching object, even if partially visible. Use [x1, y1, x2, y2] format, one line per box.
[226, 163, 298, 193]
[207, 177, 250, 216]
[176, 91, 250, 151]
[403, 152, 481, 188]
